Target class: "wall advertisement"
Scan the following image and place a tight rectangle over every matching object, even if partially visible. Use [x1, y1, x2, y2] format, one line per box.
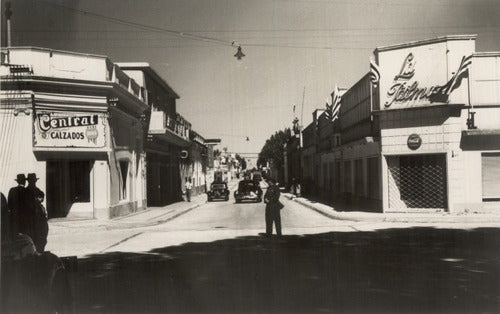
[378, 40, 472, 110]
[34, 110, 107, 148]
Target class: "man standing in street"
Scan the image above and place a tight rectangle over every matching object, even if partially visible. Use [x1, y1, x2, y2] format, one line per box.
[264, 178, 283, 236]
[26, 173, 49, 252]
[7, 174, 29, 236]
[185, 178, 193, 202]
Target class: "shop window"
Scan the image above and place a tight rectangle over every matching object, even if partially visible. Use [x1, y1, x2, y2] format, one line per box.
[482, 153, 500, 201]
[119, 160, 129, 200]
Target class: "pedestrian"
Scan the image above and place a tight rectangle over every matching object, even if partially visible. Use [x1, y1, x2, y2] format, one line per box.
[7, 173, 33, 236]
[295, 180, 301, 197]
[26, 173, 49, 252]
[263, 178, 284, 236]
[185, 178, 193, 202]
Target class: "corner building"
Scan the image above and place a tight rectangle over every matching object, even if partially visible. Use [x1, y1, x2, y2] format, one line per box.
[374, 35, 500, 213]
[0, 47, 148, 219]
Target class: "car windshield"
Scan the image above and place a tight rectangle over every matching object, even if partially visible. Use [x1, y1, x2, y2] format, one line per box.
[212, 184, 226, 189]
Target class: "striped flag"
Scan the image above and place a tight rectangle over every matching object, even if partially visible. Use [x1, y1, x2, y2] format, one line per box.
[430, 54, 472, 102]
[325, 85, 342, 121]
[331, 85, 341, 120]
[369, 58, 380, 87]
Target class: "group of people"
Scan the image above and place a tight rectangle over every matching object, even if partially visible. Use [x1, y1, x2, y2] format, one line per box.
[2, 173, 49, 253]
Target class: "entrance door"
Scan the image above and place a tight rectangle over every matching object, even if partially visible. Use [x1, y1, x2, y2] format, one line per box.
[387, 154, 447, 209]
[46, 160, 92, 218]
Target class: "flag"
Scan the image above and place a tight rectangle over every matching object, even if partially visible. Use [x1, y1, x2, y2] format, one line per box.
[325, 85, 342, 121]
[369, 58, 380, 87]
[325, 102, 333, 120]
[430, 54, 472, 103]
[331, 85, 342, 121]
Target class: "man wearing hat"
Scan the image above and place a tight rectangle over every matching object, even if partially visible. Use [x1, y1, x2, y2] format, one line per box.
[26, 173, 49, 252]
[7, 174, 28, 236]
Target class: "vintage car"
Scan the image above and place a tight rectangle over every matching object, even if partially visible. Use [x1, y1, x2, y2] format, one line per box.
[234, 179, 263, 203]
[207, 182, 230, 201]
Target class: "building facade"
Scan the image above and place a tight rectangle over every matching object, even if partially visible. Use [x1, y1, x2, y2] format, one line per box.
[297, 34, 500, 214]
[0, 47, 148, 219]
[117, 63, 189, 207]
[375, 35, 500, 213]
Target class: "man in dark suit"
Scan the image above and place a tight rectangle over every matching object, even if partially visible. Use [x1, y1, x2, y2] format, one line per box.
[7, 174, 29, 236]
[26, 173, 49, 252]
[264, 178, 283, 236]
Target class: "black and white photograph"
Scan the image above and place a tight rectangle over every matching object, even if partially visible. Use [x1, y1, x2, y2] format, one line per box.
[1, 0, 500, 313]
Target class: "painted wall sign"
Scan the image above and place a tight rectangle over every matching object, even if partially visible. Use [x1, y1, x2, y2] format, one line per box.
[377, 38, 474, 110]
[34, 111, 107, 148]
[407, 133, 422, 150]
[384, 53, 443, 109]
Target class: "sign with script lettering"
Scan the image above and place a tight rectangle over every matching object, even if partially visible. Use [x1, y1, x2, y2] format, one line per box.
[34, 111, 107, 148]
[377, 39, 473, 110]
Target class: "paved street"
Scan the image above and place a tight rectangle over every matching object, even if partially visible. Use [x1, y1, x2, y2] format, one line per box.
[40, 184, 500, 313]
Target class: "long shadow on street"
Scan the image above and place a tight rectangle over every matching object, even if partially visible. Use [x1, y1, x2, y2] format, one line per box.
[74, 227, 500, 313]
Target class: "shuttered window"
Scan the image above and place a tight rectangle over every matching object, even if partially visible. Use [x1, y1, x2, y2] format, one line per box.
[482, 153, 500, 200]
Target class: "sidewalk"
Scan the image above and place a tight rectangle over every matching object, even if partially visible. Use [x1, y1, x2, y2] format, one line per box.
[48, 193, 207, 235]
[283, 193, 500, 223]
[48, 180, 240, 235]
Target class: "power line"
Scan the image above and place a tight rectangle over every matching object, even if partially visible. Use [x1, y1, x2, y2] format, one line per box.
[38, 0, 234, 47]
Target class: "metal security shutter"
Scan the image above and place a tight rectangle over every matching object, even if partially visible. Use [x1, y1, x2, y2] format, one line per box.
[388, 154, 447, 209]
[482, 153, 500, 200]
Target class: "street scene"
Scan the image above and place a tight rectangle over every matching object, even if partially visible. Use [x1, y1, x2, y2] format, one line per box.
[1, 0, 500, 313]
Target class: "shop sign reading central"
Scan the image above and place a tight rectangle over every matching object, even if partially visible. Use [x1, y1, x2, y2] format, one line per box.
[34, 111, 107, 148]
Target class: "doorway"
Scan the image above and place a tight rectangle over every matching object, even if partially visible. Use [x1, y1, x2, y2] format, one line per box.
[387, 154, 447, 209]
[46, 160, 93, 218]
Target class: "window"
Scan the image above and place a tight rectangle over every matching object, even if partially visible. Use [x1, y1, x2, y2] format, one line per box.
[119, 160, 129, 200]
[482, 153, 500, 201]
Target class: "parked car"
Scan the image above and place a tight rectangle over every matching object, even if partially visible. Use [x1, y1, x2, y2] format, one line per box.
[234, 179, 263, 203]
[207, 182, 230, 201]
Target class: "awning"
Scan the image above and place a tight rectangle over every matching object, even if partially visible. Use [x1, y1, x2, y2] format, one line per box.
[461, 129, 500, 150]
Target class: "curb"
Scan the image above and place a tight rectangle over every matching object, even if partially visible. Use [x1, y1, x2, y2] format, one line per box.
[49, 199, 207, 234]
[106, 201, 204, 229]
[284, 193, 500, 224]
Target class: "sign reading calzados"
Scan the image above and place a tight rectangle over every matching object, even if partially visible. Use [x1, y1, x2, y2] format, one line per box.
[34, 111, 107, 148]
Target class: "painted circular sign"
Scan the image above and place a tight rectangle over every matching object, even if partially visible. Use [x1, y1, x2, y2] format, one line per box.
[407, 133, 422, 150]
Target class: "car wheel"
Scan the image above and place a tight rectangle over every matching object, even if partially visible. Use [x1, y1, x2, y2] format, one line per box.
[225, 196, 229, 201]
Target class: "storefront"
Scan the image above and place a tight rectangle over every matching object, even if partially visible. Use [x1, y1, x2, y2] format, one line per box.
[374, 35, 500, 213]
[1, 47, 148, 219]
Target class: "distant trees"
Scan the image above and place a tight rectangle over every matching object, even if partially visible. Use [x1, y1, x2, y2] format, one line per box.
[257, 128, 292, 180]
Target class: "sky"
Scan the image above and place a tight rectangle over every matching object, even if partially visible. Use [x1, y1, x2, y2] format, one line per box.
[3, 0, 500, 155]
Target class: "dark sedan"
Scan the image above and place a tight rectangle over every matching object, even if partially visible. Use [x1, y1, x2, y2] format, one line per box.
[234, 179, 262, 203]
[207, 182, 230, 201]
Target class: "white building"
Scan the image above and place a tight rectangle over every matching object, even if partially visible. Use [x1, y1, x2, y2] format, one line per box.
[1, 47, 148, 219]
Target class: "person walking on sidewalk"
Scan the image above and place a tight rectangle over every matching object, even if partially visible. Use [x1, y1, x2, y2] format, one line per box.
[185, 178, 193, 202]
[264, 178, 284, 236]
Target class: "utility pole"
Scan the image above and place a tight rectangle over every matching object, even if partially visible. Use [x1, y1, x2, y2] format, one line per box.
[5, 2, 12, 47]
[300, 86, 305, 148]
